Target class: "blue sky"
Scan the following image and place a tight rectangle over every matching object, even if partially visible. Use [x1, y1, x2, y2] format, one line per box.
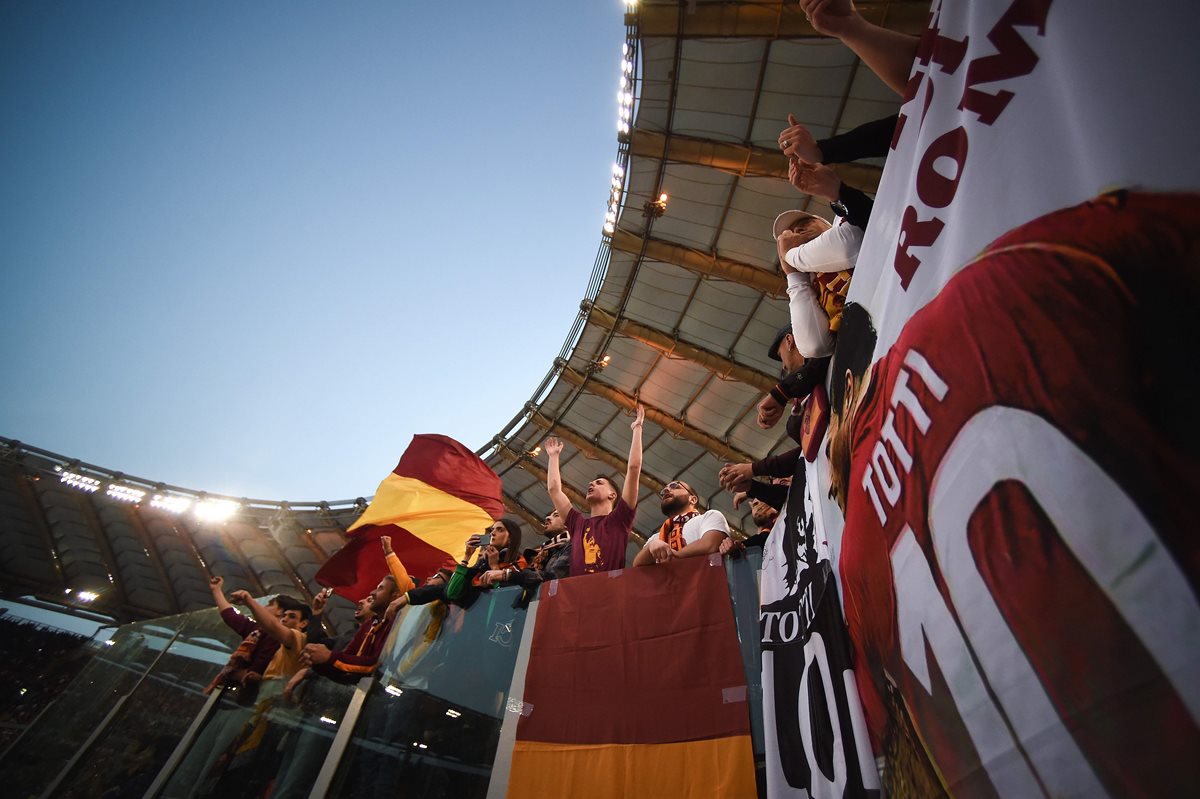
[1, 1, 625, 500]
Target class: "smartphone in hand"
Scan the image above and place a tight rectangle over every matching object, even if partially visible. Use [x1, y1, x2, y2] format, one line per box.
[477, 532, 492, 548]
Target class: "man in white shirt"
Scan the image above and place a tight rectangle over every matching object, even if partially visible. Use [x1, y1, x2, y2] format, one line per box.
[773, 209, 863, 358]
[632, 479, 731, 566]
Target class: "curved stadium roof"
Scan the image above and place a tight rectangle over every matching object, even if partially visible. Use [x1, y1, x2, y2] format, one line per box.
[1, 0, 920, 631]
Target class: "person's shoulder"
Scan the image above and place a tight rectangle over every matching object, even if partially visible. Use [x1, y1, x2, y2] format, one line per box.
[700, 509, 731, 532]
[611, 497, 636, 521]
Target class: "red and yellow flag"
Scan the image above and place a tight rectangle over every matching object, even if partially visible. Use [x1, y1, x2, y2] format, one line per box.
[507, 555, 757, 798]
[315, 434, 504, 601]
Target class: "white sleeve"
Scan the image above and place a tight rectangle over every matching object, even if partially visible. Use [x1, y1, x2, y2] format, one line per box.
[702, 510, 731, 538]
[680, 510, 732, 547]
[784, 223, 863, 273]
[786, 273, 835, 358]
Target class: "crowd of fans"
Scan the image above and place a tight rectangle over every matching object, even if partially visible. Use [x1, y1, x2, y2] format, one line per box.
[10, 4, 932, 795]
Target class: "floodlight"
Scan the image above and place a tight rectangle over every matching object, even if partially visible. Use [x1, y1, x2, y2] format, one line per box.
[61, 471, 101, 492]
[152, 494, 192, 513]
[195, 498, 239, 522]
[107, 484, 146, 503]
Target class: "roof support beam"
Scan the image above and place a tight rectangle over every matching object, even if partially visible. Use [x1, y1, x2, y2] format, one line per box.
[634, 1, 929, 38]
[630, 128, 883, 193]
[609, 228, 784, 296]
[587, 305, 776, 393]
[558, 366, 754, 464]
[631, 129, 789, 178]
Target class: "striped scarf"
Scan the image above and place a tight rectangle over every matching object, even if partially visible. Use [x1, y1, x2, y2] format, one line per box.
[658, 510, 701, 552]
[813, 268, 854, 332]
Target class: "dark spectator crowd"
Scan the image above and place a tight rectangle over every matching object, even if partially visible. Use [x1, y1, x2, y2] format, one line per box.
[0, 612, 93, 752]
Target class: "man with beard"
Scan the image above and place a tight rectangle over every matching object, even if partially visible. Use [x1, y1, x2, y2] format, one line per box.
[300, 574, 403, 682]
[508, 511, 571, 607]
[632, 480, 730, 567]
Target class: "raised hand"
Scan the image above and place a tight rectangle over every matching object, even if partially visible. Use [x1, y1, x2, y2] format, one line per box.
[790, 161, 842, 203]
[209, 576, 224, 590]
[732, 490, 749, 510]
[311, 587, 331, 615]
[800, 0, 860, 38]
[719, 462, 754, 492]
[778, 114, 822, 163]
[464, 533, 482, 561]
[631, 404, 645, 430]
[229, 589, 254, 606]
[544, 437, 564, 458]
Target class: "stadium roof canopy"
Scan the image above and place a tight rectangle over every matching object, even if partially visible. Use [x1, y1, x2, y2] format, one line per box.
[1, 0, 916, 626]
[479, 0, 915, 541]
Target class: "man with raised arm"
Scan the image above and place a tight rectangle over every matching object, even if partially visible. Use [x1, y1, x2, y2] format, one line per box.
[632, 479, 730, 567]
[298, 536, 408, 682]
[544, 404, 644, 576]
[228, 589, 311, 687]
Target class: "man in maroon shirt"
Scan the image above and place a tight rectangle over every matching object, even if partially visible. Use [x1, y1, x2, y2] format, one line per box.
[543, 405, 644, 576]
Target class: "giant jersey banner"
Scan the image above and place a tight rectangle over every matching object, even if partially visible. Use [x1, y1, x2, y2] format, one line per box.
[805, 0, 1200, 796]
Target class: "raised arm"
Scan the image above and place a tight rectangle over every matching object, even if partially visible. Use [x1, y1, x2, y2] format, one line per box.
[380, 536, 416, 593]
[801, 0, 918, 96]
[623, 405, 645, 508]
[209, 576, 233, 613]
[543, 437, 574, 519]
[230, 590, 301, 651]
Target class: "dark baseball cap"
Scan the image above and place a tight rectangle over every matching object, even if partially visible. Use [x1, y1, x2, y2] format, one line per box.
[768, 324, 792, 361]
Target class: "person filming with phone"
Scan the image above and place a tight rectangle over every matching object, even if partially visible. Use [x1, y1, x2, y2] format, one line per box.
[393, 517, 526, 611]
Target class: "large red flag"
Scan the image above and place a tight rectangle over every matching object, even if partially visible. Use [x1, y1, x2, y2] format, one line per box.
[506, 555, 757, 797]
[315, 435, 504, 601]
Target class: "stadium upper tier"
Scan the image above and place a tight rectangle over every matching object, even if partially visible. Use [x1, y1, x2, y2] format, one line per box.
[1, 0, 918, 626]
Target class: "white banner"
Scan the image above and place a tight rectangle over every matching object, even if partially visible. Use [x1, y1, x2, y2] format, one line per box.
[811, 0, 1200, 795]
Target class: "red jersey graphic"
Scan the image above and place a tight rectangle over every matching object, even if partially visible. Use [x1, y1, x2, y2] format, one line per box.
[838, 193, 1200, 797]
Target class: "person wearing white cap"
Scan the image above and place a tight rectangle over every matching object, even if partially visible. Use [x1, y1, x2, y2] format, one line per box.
[772, 209, 862, 358]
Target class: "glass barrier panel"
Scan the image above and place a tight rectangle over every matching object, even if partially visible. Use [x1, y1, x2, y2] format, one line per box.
[726, 544, 766, 772]
[327, 586, 529, 799]
[59, 605, 243, 798]
[1, 613, 188, 799]
[155, 603, 356, 799]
